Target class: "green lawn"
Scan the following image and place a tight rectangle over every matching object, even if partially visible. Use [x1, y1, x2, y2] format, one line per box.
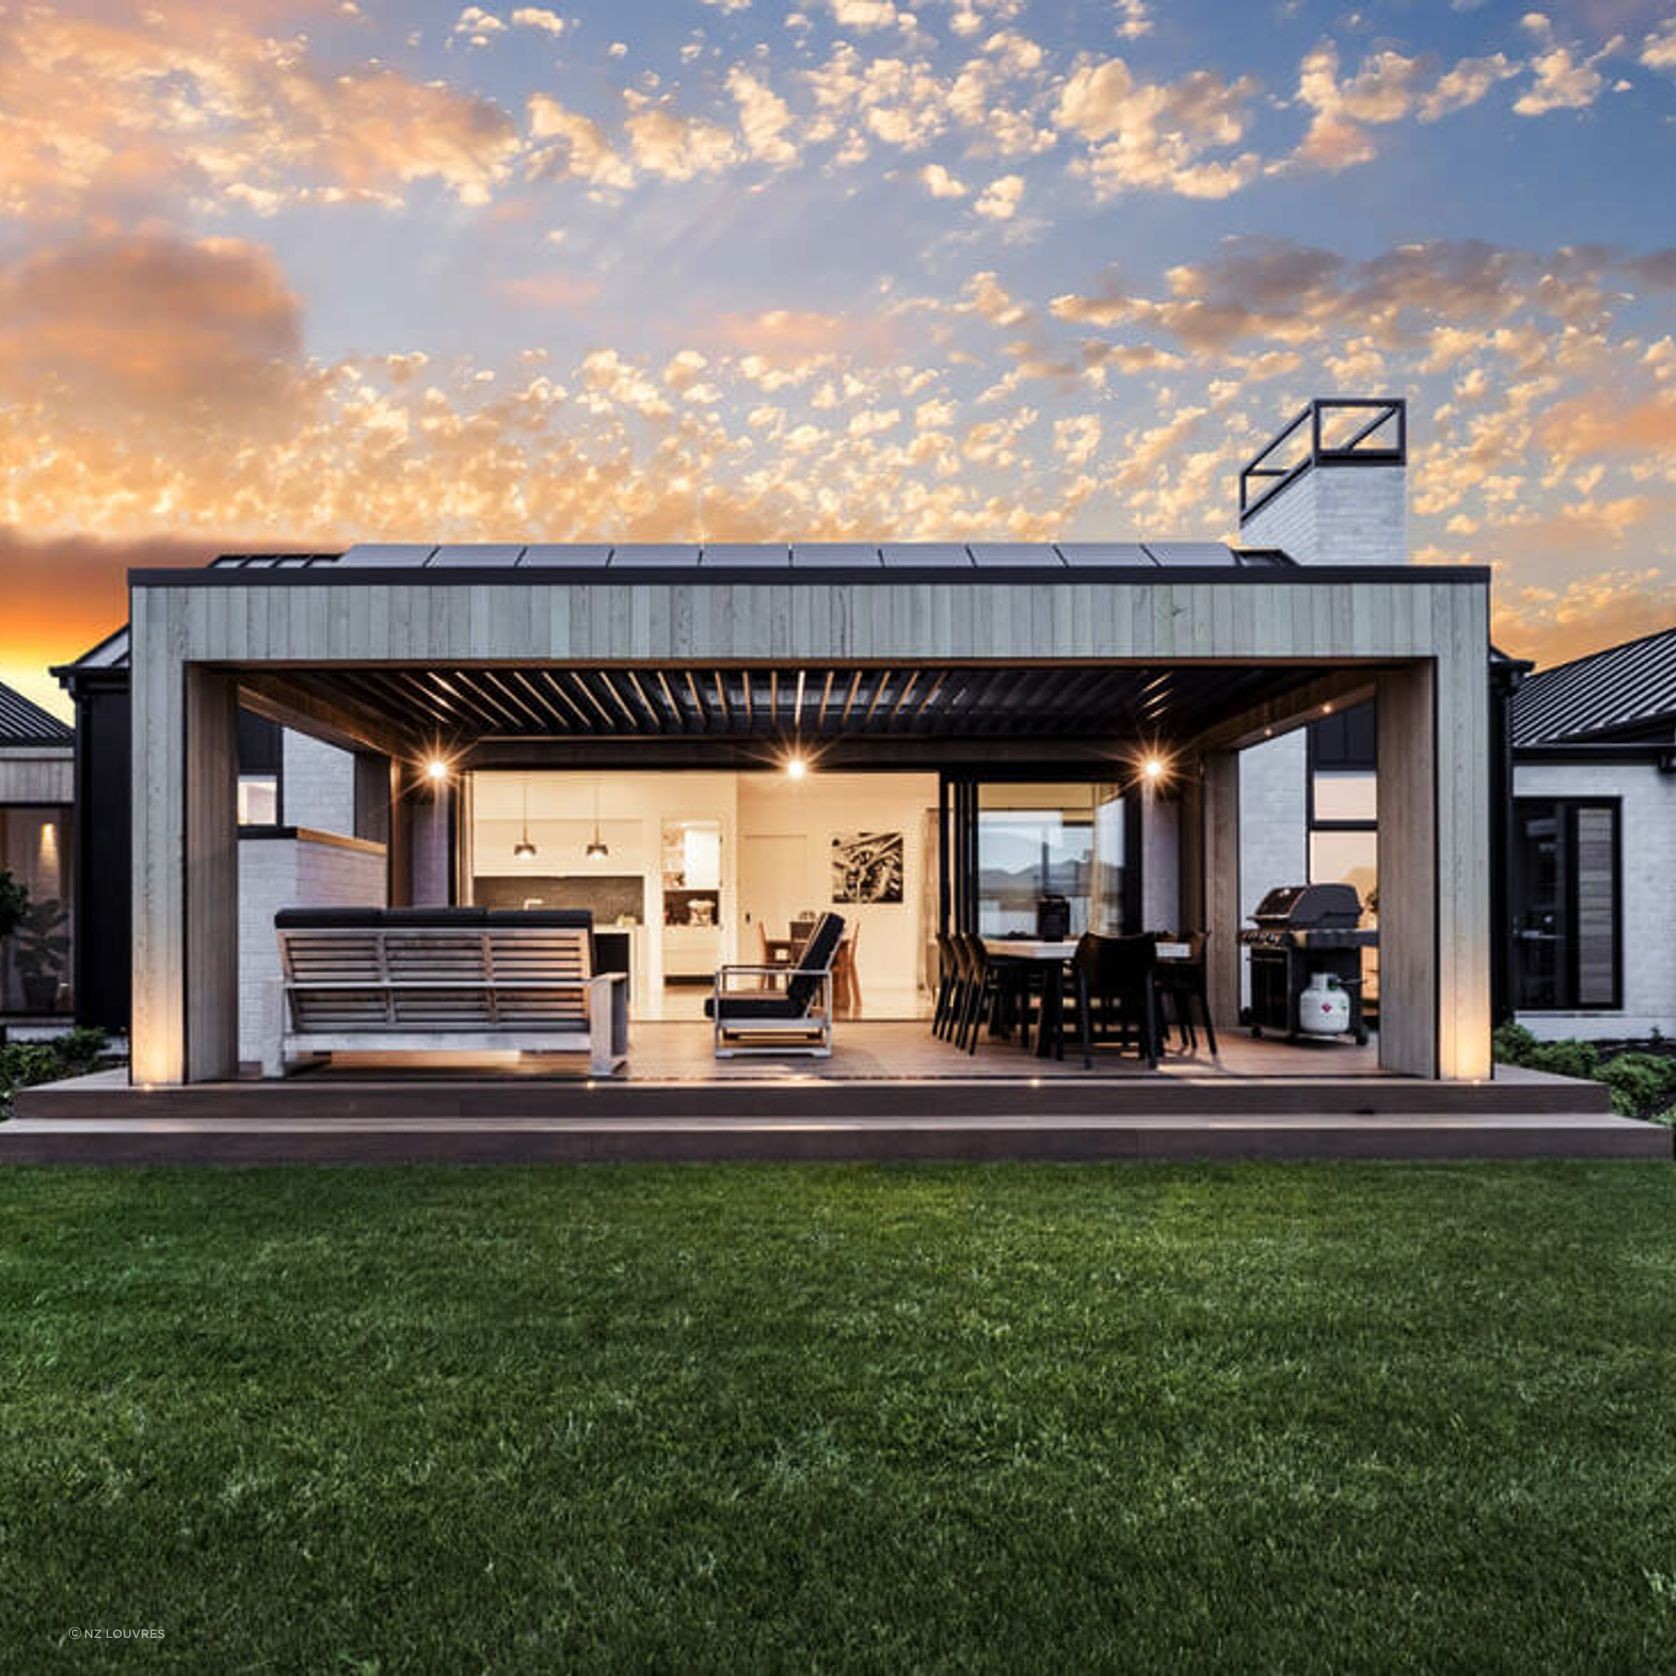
[3, 1165, 1675, 1671]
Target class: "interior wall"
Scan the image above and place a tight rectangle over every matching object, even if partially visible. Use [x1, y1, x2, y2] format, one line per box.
[736, 771, 938, 1000]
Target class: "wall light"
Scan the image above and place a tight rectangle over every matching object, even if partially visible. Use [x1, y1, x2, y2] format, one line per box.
[424, 757, 449, 783]
[785, 754, 808, 781]
[1141, 754, 1170, 785]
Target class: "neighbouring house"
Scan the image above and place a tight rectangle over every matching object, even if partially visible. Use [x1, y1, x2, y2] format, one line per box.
[0, 679, 75, 1018]
[1505, 626, 1676, 1041]
[46, 396, 1499, 1087]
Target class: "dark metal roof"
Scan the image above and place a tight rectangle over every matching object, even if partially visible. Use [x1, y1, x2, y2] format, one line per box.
[0, 679, 73, 745]
[207, 542, 1295, 574]
[1512, 624, 1676, 747]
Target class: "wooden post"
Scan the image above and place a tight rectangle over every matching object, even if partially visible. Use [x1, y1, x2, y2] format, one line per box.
[1203, 750, 1241, 1029]
[184, 666, 240, 1082]
[1376, 664, 1438, 1077]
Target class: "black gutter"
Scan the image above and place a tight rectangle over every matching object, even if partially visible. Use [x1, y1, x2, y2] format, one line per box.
[127, 564, 1495, 590]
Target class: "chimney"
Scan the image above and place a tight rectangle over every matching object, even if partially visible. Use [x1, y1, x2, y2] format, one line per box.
[1238, 397, 1407, 565]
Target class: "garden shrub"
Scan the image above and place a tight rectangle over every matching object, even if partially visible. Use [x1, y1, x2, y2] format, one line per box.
[1492, 1021, 1539, 1067]
[0, 1028, 111, 1113]
[1598, 1052, 1676, 1120]
[1527, 1038, 1602, 1081]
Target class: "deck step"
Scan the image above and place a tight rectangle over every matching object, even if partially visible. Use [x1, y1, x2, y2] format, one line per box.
[0, 1111, 1666, 1165]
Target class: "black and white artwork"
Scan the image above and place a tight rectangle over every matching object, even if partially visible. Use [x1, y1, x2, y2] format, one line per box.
[831, 831, 904, 904]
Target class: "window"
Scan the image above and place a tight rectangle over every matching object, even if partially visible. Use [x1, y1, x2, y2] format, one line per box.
[975, 782, 1127, 937]
[0, 804, 74, 1013]
[1512, 799, 1621, 1011]
[237, 775, 279, 826]
[1307, 704, 1377, 915]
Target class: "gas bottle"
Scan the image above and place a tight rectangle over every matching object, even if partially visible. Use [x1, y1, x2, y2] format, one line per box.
[1299, 972, 1351, 1035]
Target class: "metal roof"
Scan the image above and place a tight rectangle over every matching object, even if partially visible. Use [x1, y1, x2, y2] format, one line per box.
[206, 541, 1294, 573]
[0, 679, 73, 745]
[1512, 624, 1676, 747]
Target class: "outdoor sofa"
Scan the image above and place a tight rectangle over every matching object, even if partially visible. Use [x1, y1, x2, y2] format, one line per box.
[266, 906, 629, 1076]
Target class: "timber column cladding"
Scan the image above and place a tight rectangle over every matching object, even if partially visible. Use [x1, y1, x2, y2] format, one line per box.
[131, 593, 241, 1084]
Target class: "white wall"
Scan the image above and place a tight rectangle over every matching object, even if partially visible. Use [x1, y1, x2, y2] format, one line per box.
[1241, 463, 1407, 567]
[1513, 759, 1676, 1040]
[1238, 731, 1308, 1003]
[737, 771, 937, 1002]
[281, 730, 356, 834]
[239, 830, 386, 1066]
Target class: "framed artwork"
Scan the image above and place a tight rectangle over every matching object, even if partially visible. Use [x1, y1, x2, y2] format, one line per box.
[831, 831, 904, 904]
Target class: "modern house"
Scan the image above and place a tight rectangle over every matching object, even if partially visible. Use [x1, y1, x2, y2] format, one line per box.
[0, 680, 75, 1019]
[1507, 626, 1676, 1041]
[41, 396, 1503, 1097]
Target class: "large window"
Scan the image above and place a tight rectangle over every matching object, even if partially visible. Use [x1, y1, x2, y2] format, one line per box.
[1307, 703, 1377, 913]
[0, 804, 73, 1013]
[1512, 798, 1621, 1011]
[975, 782, 1128, 937]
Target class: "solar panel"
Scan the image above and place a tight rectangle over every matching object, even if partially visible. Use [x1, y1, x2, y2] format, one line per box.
[1056, 543, 1153, 567]
[609, 545, 702, 568]
[968, 544, 1063, 568]
[517, 544, 613, 568]
[701, 544, 791, 567]
[429, 544, 527, 568]
[879, 544, 971, 568]
[1143, 542, 1232, 566]
[789, 543, 881, 567]
[334, 544, 439, 568]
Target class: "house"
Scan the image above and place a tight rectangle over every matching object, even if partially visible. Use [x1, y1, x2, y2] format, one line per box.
[1505, 626, 1676, 1041]
[43, 396, 1498, 1091]
[0, 679, 75, 1018]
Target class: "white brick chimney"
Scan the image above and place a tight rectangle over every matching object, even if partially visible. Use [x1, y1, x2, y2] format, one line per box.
[1238, 398, 1408, 565]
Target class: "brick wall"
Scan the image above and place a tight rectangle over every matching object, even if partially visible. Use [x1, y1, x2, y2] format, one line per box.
[1238, 732, 1308, 1004]
[1242, 463, 1406, 566]
[239, 830, 386, 1065]
[281, 730, 356, 835]
[1513, 760, 1676, 1040]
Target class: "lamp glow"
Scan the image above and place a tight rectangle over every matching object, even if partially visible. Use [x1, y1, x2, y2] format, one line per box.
[513, 839, 537, 861]
[785, 754, 808, 780]
[425, 757, 449, 782]
[1142, 755, 1168, 784]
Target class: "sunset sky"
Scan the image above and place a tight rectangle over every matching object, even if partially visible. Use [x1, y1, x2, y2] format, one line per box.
[3, 0, 1674, 716]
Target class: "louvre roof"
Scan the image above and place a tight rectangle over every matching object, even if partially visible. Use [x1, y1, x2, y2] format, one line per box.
[204, 541, 1292, 574]
[0, 679, 73, 745]
[1512, 624, 1676, 747]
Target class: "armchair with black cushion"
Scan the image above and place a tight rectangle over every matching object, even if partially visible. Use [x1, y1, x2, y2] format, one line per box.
[705, 912, 846, 1058]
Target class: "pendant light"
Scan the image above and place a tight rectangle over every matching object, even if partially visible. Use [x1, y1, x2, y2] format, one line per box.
[512, 775, 537, 861]
[586, 776, 609, 860]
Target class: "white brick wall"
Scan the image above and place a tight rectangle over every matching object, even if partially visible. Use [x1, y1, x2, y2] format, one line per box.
[281, 730, 356, 835]
[1238, 731, 1309, 1004]
[1242, 463, 1406, 566]
[1513, 760, 1676, 1040]
[1140, 785, 1180, 930]
[239, 831, 386, 1065]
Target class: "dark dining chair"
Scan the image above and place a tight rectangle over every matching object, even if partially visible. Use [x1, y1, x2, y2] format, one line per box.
[1154, 931, 1217, 1056]
[933, 930, 960, 1039]
[1065, 933, 1160, 1069]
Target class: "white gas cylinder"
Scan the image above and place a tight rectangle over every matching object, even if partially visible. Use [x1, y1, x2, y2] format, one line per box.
[1298, 972, 1351, 1035]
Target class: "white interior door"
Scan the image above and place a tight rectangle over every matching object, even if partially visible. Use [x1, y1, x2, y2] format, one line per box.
[741, 834, 809, 960]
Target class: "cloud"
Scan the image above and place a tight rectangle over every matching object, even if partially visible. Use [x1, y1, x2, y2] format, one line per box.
[497, 272, 603, 308]
[526, 94, 635, 188]
[1514, 12, 1621, 114]
[511, 7, 567, 35]
[973, 173, 1024, 218]
[623, 99, 740, 180]
[727, 67, 799, 166]
[1641, 17, 1676, 70]
[1495, 569, 1676, 669]
[1055, 57, 1260, 198]
[919, 162, 969, 197]
[0, 232, 304, 425]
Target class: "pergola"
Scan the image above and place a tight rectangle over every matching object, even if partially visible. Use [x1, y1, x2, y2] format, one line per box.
[127, 544, 1492, 1083]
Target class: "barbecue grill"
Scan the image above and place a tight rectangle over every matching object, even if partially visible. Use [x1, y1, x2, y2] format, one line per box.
[1239, 883, 1375, 1045]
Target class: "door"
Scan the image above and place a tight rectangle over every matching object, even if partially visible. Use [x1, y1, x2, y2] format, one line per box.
[741, 834, 809, 962]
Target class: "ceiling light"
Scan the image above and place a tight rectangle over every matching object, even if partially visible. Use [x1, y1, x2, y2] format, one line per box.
[513, 838, 537, 861]
[425, 757, 449, 782]
[1142, 755, 1168, 783]
[587, 777, 609, 859]
[513, 775, 537, 860]
[786, 754, 808, 780]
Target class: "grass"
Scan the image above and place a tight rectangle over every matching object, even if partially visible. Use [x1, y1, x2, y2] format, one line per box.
[3, 1164, 1676, 1672]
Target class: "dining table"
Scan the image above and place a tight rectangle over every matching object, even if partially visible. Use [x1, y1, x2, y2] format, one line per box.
[980, 935, 1194, 1060]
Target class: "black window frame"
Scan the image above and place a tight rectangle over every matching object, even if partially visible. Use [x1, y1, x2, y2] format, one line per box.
[1511, 795, 1623, 1014]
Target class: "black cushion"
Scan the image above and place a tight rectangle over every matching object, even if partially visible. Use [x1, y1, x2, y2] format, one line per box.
[383, 906, 488, 928]
[786, 912, 845, 1011]
[275, 907, 388, 929]
[704, 995, 808, 1021]
[483, 909, 594, 930]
